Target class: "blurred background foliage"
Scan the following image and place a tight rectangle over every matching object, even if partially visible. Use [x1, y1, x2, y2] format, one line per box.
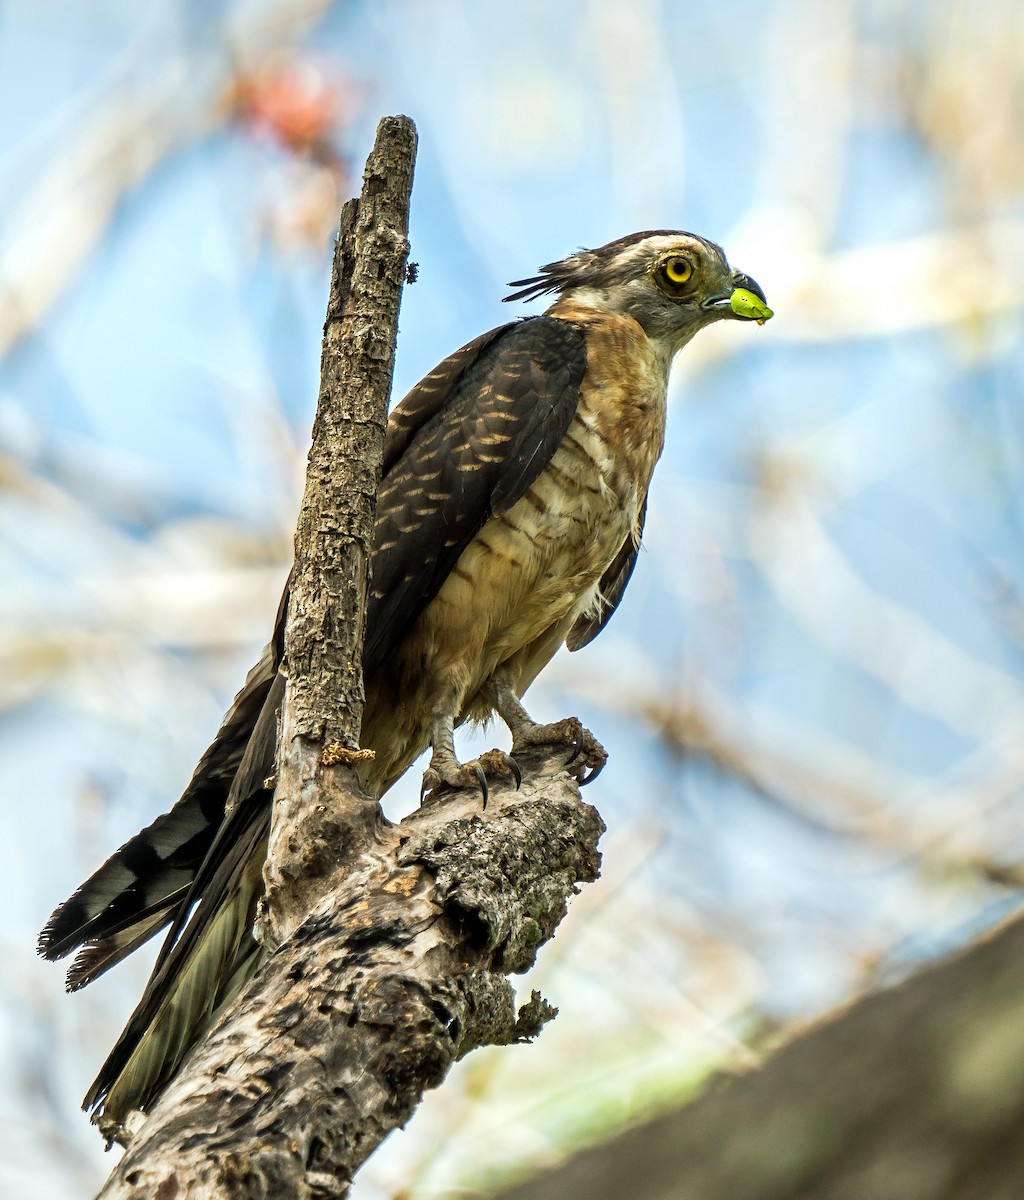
[2, 0, 1023, 1195]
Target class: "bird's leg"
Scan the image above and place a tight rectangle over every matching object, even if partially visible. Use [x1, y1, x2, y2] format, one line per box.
[422, 708, 484, 801]
[420, 705, 520, 808]
[485, 673, 608, 785]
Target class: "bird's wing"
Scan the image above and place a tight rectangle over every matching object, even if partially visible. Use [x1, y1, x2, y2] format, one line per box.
[379, 324, 511, 474]
[565, 494, 648, 651]
[363, 315, 588, 674]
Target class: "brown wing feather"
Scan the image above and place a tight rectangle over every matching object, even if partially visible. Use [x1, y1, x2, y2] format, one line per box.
[380, 325, 511, 475]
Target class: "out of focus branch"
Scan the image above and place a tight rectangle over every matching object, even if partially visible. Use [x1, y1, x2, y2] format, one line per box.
[0, 0, 333, 358]
[566, 657, 1024, 891]
[495, 907, 1024, 1200]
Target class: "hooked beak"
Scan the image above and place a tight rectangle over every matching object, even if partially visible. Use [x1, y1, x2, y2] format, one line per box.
[701, 271, 773, 323]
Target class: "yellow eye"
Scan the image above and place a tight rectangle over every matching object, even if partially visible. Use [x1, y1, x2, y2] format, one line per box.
[663, 256, 693, 284]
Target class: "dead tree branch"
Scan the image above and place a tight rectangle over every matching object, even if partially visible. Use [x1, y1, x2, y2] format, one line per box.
[95, 115, 606, 1199]
[99, 761, 603, 1200]
[262, 113, 417, 949]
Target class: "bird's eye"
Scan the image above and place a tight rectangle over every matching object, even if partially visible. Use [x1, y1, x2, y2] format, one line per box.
[662, 256, 693, 285]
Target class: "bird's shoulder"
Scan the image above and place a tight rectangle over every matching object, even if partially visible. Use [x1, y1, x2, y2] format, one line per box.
[381, 316, 587, 478]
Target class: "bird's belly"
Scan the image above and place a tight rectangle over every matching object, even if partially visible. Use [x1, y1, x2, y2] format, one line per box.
[426, 417, 641, 693]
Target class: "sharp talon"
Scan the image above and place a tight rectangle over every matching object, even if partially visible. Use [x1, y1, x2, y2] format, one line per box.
[578, 758, 602, 787]
[508, 756, 523, 790]
[473, 763, 489, 808]
[420, 774, 432, 804]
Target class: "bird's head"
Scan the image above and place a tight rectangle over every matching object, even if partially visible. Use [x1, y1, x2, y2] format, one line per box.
[505, 230, 772, 353]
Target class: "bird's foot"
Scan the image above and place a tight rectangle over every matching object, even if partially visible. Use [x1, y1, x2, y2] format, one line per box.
[420, 748, 521, 809]
[511, 716, 607, 786]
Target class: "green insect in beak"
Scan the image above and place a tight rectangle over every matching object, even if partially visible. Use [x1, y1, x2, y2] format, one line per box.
[730, 287, 774, 325]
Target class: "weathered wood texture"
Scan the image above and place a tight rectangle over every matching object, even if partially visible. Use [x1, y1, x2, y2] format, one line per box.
[494, 907, 1024, 1200]
[286, 112, 416, 750]
[264, 114, 415, 950]
[98, 761, 603, 1200]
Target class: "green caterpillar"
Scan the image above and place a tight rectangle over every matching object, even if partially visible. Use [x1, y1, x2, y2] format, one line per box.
[730, 287, 774, 324]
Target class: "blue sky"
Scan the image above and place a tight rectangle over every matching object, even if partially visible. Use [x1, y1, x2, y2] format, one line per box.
[3, 0, 1024, 1194]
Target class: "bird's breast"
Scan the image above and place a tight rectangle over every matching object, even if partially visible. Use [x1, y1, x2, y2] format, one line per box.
[550, 304, 670, 498]
[464, 310, 670, 655]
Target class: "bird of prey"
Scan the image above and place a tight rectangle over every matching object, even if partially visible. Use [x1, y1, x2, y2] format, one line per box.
[39, 229, 771, 1137]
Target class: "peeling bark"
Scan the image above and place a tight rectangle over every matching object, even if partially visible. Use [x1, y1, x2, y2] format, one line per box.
[263, 114, 415, 950]
[98, 761, 603, 1200]
[285, 113, 416, 750]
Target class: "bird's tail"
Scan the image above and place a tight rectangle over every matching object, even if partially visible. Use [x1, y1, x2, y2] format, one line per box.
[85, 794, 271, 1132]
[83, 663, 286, 1130]
[37, 644, 280, 991]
